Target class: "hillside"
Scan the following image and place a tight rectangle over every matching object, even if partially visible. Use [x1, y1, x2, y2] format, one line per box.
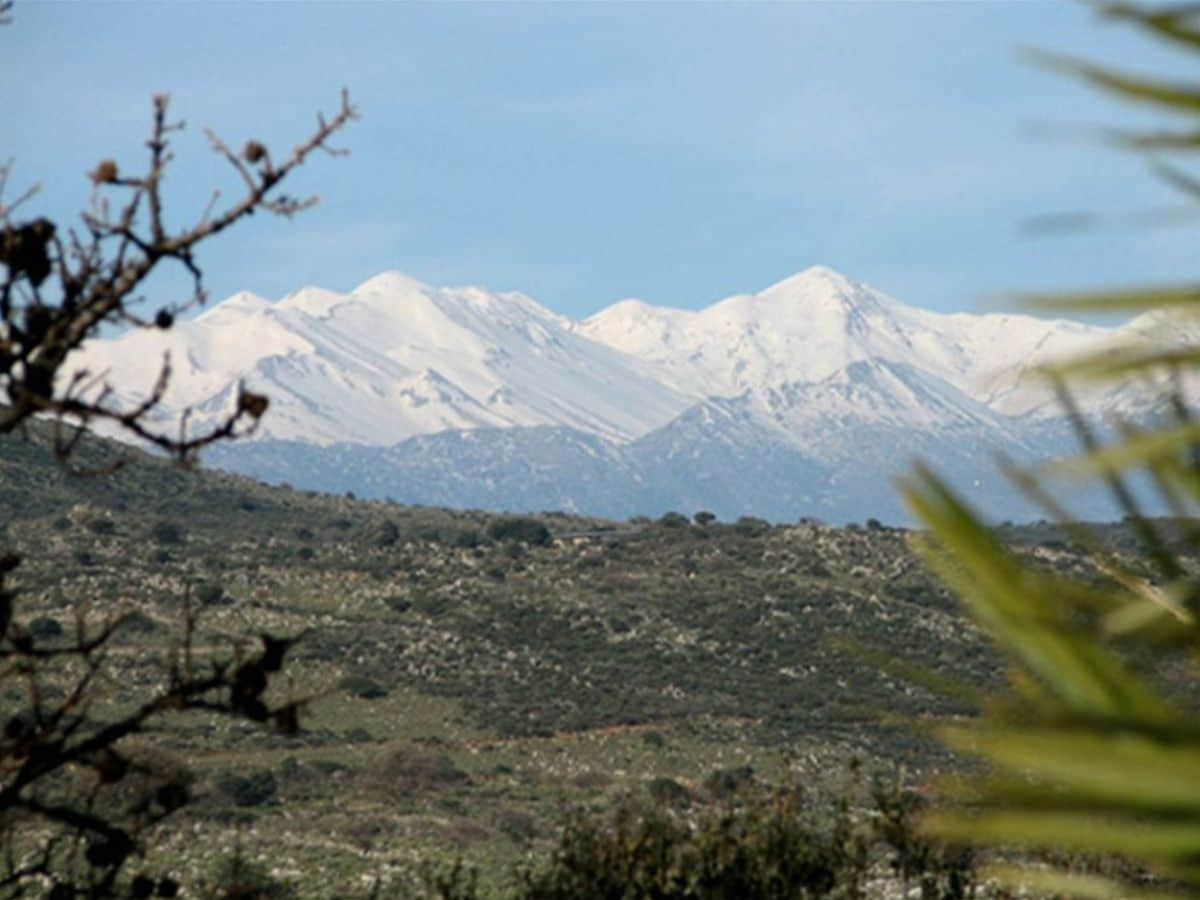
[0, 428, 1168, 895]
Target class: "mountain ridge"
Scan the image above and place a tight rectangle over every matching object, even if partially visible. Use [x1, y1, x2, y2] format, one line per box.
[69, 265, 1177, 522]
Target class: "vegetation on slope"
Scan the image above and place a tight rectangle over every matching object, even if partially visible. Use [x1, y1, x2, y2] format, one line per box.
[2, 425, 1179, 895]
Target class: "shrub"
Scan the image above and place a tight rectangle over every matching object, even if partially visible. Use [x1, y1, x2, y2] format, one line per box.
[119, 610, 158, 634]
[150, 520, 185, 545]
[374, 746, 468, 796]
[495, 808, 541, 846]
[451, 528, 484, 549]
[518, 786, 869, 900]
[486, 517, 552, 546]
[733, 516, 770, 536]
[87, 516, 116, 536]
[212, 851, 294, 899]
[217, 770, 278, 808]
[27, 616, 63, 641]
[375, 520, 401, 548]
[194, 582, 226, 606]
[645, 776, 692, 808]
[338, 675, 388, 700]
[385, 595, 412, 614]
[703, 764, 755, 801]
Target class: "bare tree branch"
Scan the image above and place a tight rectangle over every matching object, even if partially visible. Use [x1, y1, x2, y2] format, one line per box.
[0, 89, 359, 463]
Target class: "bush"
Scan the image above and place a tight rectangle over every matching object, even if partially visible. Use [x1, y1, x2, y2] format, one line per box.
[657, 511, 690, 529]
[374, 746, 468, 796]
[338, 675, 388, 700]
[27, 616, 63, 641]
[733, 516, 770, 536]
[518, 787, 869, 900]
[375, 520, 401, 548]
[645, 776, 692, 808]
[451, 528, 484, 549]
[385, 595, 412, 614]
[486, 517, 552, 546]
[217, 770, 278, 808]
[86, 516, 116, 536]
[194, 582, 226, 606]
[703, 764, 755, 800]
[212, 851, 294, 899]
[150, 520, 185, 545]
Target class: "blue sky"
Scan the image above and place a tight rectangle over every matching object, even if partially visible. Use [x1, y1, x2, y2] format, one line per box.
[3, 1, 1197, 319]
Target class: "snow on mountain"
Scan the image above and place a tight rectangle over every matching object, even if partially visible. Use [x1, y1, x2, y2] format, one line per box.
[72, 264, 1143, 452]
[70, 263, 1181, 523]
[69, 272, 692, 446]
[578, 265, 1109, 420]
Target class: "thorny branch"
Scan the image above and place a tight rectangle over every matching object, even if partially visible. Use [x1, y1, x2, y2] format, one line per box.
[0, 89, 359, 465]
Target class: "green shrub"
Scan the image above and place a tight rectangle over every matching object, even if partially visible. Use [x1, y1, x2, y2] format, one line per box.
[385, 595, 412, 614]
[451, 528, 484, 549]
[703, 764, 755, 801]
[86, 516, 116, 536]
[518, 787, 869, 900]
[374, 746, 468, 796]
[150, 520, 185, 545]
[27, 616, 62, 641]
[194, 582, 226, 606]
[646, 776, 692, 808]
[338, 675, 388, 700]
[375, 520, 401, 547]
[217, 769, 277, 808]
[486, 517, 552, 546]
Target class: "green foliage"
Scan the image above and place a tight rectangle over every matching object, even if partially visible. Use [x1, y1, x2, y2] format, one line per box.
[373, 745, 469, 797]
[451, 528, 484, 549]
[657, 511, 691, 529]
[904, 5, 1200, 896]
[486, 517, 553, 546]
[375, 519, 401, 548]
[517, 787, 869, 900]
[151, 520, 186, 545]
[195, 581, 226, 606]
[212, 850, 295, 899]
[217, 770, 279, 808]
[338, 674, 388, 699]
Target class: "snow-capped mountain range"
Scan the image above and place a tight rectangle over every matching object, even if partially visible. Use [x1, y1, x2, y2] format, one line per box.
[69, 266, 1185, 523]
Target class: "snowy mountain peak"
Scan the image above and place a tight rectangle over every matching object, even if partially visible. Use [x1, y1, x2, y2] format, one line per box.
[276, 285, 346, 318]
[69, 271, 692, 447]
[197, 290, 271, 321]
[70, 264, 1145, 461]
[351, 270, 431, 296]
[759, 265, 870, 301]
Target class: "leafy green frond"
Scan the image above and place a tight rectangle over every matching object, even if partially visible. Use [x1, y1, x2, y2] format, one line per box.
[940, 724, 1200, 814]
[1019, 283, 1200, 314]
[982, 864, 1182, 900]
[901, 466, 1173, 722]
[1024, 47, 1200, 114]
[1040, 420, 1200, 481]
[1096, 1, 1200, 52]
[1039, 344, 1200, 382]
[915, 6, 1200, 896]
